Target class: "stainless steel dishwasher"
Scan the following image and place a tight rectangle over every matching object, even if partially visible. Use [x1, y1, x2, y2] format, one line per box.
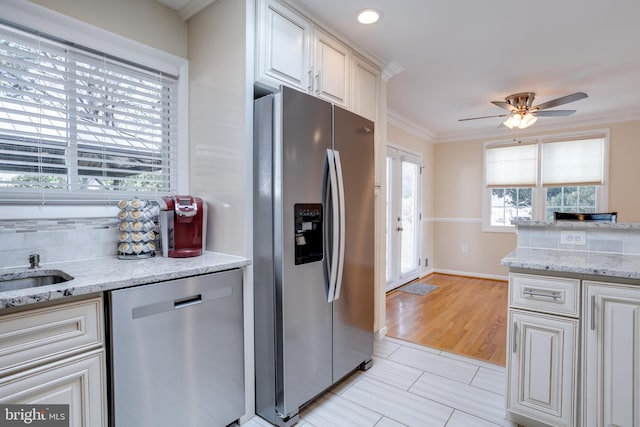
[107, 269, 244, 427]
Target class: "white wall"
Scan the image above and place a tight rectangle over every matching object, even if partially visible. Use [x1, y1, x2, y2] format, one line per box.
[29, 0, 187, 58]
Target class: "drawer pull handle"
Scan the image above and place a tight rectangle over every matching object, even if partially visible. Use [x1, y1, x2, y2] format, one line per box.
[512, 322, 518, 353]
[522, 288, 561, 300]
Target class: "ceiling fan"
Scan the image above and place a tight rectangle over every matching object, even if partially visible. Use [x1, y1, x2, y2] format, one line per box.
[459, 92, 588, 129]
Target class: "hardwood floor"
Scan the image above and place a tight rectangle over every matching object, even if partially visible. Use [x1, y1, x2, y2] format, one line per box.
[386, 273, 508, 366]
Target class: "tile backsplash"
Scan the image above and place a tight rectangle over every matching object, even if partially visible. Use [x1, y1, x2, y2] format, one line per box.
[0, 217, 119, 269]
[516, 222, 640, 255]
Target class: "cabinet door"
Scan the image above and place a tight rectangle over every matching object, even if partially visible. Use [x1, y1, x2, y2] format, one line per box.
[313, 27, 350, 107]
[507, 310, 578, 427]
[0, 350, 107, 427]
[351, 54, 380, 122]
[256, 0, 312, 92]
[583, 282, 640, 427]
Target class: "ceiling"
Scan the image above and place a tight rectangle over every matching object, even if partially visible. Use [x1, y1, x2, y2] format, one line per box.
[160, 0, 640, 142]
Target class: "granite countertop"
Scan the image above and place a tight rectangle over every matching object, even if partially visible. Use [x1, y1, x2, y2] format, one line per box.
[0, 252, 251, 309]
[512, 220, 640, 230]
[502, 248, 640, 280]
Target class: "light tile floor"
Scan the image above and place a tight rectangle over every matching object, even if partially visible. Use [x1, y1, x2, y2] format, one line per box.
[244, 337, 517, 427]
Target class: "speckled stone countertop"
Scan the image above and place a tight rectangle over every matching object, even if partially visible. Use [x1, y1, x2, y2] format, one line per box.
[0, 252, 250, 309]
[512, 220, 640, 229]
[502, 248, 640, 280]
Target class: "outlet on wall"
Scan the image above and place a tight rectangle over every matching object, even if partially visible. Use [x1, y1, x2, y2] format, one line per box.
[560, 230, 587, 245]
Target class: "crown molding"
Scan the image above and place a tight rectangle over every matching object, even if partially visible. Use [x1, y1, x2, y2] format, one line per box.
[387, 109, 437, 142]
[382, 60, 404, 81]
[177, 0, 217, 21]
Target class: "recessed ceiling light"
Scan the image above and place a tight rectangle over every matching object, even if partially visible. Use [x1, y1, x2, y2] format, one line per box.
[356, 9, 382, 25]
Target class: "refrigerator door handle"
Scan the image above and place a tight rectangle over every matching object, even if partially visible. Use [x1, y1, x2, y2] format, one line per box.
[325, 148, 339, 303]
[333, 150, 346, 301]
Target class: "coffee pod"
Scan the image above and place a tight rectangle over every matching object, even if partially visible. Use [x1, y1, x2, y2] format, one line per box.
[141, 230, 155, 242]
[148, 204, 160, 217]
[131, 242, 144, 254]
[118, 199, 129, 210]
[142, 241, 156, 252]
[117, 209, 128, 220]
[140, 209, 155, 221]
[130, 221, 143, 232]
[119, 232, 132, 242]
[142, 221, 155, 232]
[131, 232, 143, 242]
[130, 198, 147, 210]
[119, 221, 131, 232]
[118, 243, 133, 254]
[130, 210, 142, 220]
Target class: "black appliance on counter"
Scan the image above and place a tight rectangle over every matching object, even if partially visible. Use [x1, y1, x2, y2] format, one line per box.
[554, 211, 618, 222]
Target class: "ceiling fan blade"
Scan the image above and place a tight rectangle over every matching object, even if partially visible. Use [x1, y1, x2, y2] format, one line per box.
[490, 101, 517, 111]
[459, 113, 509, 122]
[533, 92, 588, 110]
[532, 110, 576, 117]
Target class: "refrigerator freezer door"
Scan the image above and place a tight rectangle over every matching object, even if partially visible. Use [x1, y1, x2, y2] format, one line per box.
[331, 106, 375, 381]
[277, 87, 334, 417]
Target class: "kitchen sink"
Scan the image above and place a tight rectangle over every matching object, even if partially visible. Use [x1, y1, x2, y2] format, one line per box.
[0, 270, 74, 293]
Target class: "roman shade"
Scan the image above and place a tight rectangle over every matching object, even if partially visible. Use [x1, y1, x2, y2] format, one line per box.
[485, 143, 537, 187]
[541, 138, 605, 186]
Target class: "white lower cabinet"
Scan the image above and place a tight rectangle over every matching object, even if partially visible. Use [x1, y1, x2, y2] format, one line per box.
[508, 310, 578, 427]
[0, 297, 106, 427]
[0, 350, 106, 427]
[583, 281, 640, 427]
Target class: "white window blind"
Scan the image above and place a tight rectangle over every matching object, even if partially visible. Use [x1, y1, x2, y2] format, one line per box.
[485, 143, 537, 187]
[0, 22, 178, 200]
[542, 138, 604, 186]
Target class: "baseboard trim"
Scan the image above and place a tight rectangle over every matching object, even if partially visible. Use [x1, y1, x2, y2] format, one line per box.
[374, 326, 388, 340]
[431, 268, 508, 282]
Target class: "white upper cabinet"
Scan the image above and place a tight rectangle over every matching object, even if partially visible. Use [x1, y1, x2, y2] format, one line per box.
[313, 28, 350, 108]
[255, 0, 381, 114]
[256, 0, 312, 92]
[351, 54, 380, 122]
[583, 281, 640, 427]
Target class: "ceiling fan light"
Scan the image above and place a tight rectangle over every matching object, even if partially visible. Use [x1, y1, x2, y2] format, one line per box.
[503, 112, 537, 129]
[503, 114, 522, 129]
[519, 113, 537, 129]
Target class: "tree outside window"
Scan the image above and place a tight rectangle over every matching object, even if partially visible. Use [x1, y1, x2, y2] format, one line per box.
[491, 187, 532, 226]
[546, 185, 597, 220]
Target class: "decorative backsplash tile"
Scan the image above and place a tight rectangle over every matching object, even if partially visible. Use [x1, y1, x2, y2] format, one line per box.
[0, 217, 120, 269]
[516, 221, 640, 256]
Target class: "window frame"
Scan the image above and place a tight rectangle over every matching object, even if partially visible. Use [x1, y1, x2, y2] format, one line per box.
[482, 129, 609, 233]
[0, 1, 188, 219]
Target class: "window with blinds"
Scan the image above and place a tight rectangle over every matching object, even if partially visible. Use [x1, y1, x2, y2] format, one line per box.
[0, 23, 178, 200]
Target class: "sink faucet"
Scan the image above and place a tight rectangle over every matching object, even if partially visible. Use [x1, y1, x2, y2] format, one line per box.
[29, 253, 40, 269]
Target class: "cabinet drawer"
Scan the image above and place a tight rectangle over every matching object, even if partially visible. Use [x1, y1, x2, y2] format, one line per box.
[0, 297, 103, 377]
[510, 274, 579, 317]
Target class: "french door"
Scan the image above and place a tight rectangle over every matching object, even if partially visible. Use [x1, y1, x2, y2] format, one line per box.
[386, 147, 421, 292]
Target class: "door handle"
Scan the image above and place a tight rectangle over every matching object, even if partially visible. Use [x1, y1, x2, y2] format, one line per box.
[397, 227, 403, 232]
[512, 322, 518, 353]
[590, 294, 596, 331]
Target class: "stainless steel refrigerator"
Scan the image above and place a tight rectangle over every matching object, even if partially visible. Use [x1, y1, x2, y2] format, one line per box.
[254, 86, 375, 426]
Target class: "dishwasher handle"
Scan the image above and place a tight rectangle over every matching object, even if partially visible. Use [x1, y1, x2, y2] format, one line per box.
[174, 294, 202, 309]
[130, 286, 233, 320]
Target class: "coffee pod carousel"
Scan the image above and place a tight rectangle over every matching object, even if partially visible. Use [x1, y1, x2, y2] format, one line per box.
[117, 198, 160, 259]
